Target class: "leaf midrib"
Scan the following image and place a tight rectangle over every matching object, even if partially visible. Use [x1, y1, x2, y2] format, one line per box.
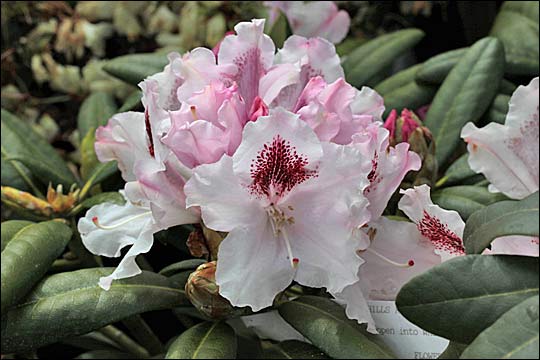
[289, 300, 393, 357]
[192, 322, 219, 359]
[401, 288, 538, 309]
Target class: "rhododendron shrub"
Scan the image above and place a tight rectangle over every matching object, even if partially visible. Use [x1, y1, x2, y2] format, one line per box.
[1, 2, 538, 359]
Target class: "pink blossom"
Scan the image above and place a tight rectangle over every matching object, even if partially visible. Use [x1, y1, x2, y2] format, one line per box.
[265, 1, 351, 44]
[184, 108, 372, 311]
[461, 77, 539, 199]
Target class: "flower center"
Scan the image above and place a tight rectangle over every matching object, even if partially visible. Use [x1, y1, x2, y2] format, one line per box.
[417, 210, 465, 255]
[249, 135, 317, 201]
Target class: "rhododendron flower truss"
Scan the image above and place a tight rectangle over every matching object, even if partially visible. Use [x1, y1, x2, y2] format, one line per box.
[461, 77, 539, 200]
[185, 108, 372, 311]
[265, 1, 351, 44]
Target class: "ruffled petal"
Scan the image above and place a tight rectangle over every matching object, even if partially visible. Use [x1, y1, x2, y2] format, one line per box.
[232, 107, 323, 191]
[461, 78, 539, 200]
[218, 19, 275, 109]
[283, 142, 371, 293]
[216, 224, 295, 311]
[95, 112, 151, 182]
[277, 2, 350, 44]
[259, 63, 300, 106]
[350, 86, 386, 121]
[184, 155, 265, 232]
[353, 125, 422, 219]
[333, 278, 377, 334]
[148, 52, 183, 111]
[398, 185, 465, 261]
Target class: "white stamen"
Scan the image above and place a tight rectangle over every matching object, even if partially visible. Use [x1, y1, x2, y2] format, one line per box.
[281, 226, 298, 269]
[362, 248, 414, 268]
[93, 211, 152, 230]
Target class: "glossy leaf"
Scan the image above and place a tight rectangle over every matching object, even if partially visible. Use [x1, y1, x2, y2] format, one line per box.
[159, 259, 206, 277]
[490, 1, 539, 76]
[438, 154, 483, 187]
[424, 37, 505, 167]
[279, 296, 395, 359]
[416, 48, 467, 84]
[0, 157, 32, 192]
[481, 93, 510, 125]
[103, 53, 169, 86]
[396, 255, 539, 344]
[165, 321, 237, 359]
[374, 64, 436, 117]
[432, 185, 508, 220]
[1, 220, 72, 314]
[262, 340, 328, 359]
[1, 109, 77, 187]
[118, 90, 142, 112]
[463, 192, 539, 254]
[460, 295, 539, 359]
[1, 268, 188, 353]
[343, 29, 425, 87]
[77, 92, 117, 140]
[76, 192, 125, 211]
[0, 220, 34, 251]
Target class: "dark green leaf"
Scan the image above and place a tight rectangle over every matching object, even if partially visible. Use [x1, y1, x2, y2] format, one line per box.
[266, 10, 290, 48]
[416, 48, 468, 84]
[165, 321, 237, 359]
[463, 192, 539, 254]
[432, 185, 508, 220]
[396, 255, 539, 343]
[438, 154, 483, 187]
[80, 161, 119, 199]
[499, 79, 517, 95]
[1, 221, 72, 314]
[1, 109, 77, 187]
[0, 157, 32, 192]
[490, 1, 539, 76]
[77, 92, 117, 140]
[75, 350, 133, 359]
[103, 53, 169, 85]
[0, 220, 34, 251]
[460, 295, 539, 359]
[424, 37, 505, 167]
[75, 192, 126, 212]
[159, 259, 206, 277]
[118, 90, 142, 112]
[374, 64, 437, 117]
[262, 340, 328, 359]
[438, 342, 467, 359]
[481, 93, 510, 125]
[279, 296, 395, 359]
[343, 29, 425, 87]
[1, 268, 188, 353]
[62, 331, 123, 352]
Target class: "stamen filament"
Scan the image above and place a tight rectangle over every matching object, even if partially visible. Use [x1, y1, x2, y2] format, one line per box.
[281, 227, 298, 269]
[92, 211, 152, 230]
[363, 248, 414, 268]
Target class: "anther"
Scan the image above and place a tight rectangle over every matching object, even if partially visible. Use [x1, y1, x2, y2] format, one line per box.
[190, 105, 198, 120]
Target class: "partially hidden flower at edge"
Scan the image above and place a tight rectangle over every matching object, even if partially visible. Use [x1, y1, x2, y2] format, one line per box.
[264, 1, 350, 44]
[461, 77, 539, 200]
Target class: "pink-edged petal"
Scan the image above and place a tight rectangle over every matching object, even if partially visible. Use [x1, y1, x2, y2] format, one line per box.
[461, 78, 539, 199]
[461, 121, 538, 199]
[148, 52, 183, 111]
[216, 223, 295, 311]
[333, 278, 377, 334]
[280, 2, 350, 44]
[95, 112, 151, 182]
[176, 47, 236, 103]
[185, 155, 265, 232]
[162, 119, 229, 169]
[359, 218, 440, 300]
[133, 158, 199, 229]
[487, 236, 539, 257]
[218, 19, 275, 109]
[350, 86, 385, 121]
[398, 185, 465, 261]
[218, 97, 248, 154]
[353, 125, 422, 219]
[259, 63, 300, 106]
[283, 143, 371, 293]
[232, 108, 323, 192]
[297, 102, 341, 141]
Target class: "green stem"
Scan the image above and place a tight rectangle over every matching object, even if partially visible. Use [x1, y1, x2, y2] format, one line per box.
[99, 325, 149, 358]
[122, 315, 164, 355]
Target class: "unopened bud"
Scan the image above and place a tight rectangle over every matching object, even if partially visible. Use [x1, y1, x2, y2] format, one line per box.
[46, 183, 80, 213]
[1, 186, 52, 216]
[185, 261, 249, 319]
